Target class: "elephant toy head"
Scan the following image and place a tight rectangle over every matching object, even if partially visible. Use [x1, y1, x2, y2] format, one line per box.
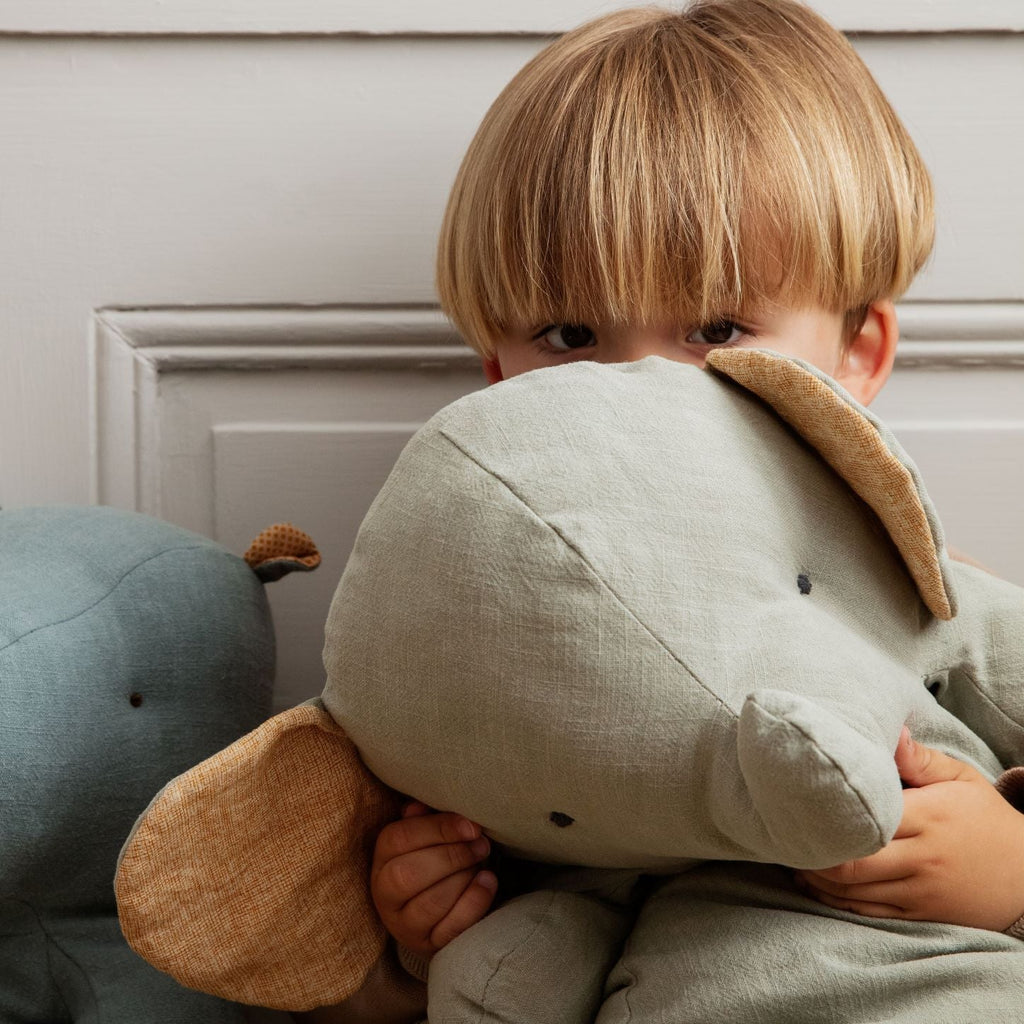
[322, 349, 1021, 871]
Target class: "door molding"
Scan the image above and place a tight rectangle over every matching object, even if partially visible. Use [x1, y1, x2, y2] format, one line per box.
[5, 1, 1023, 36]
[91, 300, 1024, 517]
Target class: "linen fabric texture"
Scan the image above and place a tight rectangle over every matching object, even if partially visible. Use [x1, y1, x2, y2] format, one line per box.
[326, 353, 1016, 870]
[325, 352, 1024, 1019]
[1, 505, 275, 1023]
[116, 700, 400, 1010]
[117, 353, 1024, 1019]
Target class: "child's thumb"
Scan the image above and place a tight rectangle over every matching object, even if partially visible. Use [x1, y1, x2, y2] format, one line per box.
[894, 726, 977, 788]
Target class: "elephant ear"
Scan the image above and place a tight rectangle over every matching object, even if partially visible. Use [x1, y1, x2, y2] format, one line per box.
[706, 347, 957, 620]
[115, 700, 401, 1011]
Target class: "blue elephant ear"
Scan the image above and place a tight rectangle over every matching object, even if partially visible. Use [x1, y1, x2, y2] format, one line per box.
[115, 700, 400, 1011]
[706, 348, 957, 620]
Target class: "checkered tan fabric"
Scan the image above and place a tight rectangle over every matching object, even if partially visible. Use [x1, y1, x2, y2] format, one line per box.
[707, 348, 954, 620]
[243, 523, 321, 582]
[115, 702, 400, 1011]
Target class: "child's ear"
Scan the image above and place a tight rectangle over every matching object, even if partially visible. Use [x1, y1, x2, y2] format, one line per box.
[482, 357, 505, 384]
[834, 299, 899, 407]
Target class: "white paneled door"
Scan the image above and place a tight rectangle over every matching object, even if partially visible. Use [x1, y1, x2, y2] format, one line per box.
[0, 4, 1020, 711]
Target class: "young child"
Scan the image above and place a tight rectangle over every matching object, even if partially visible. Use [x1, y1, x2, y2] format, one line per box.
[308, 0, 1024, 1018]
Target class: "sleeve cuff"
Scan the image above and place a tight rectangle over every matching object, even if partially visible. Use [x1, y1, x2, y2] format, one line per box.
[396, 944, 432, 983]
[995, 767, 1024, 939]
[995, 766, 1024, 814]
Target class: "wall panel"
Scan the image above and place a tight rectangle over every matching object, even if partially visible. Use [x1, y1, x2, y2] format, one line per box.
[1, 30, 1021, 509]
[91, 303, 1024, 706]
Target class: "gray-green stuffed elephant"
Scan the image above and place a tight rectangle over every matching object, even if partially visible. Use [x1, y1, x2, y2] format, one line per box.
[116, 350, 1024, 1021]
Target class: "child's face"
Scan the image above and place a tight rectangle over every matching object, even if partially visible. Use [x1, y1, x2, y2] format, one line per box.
[483, 301, 897, 408]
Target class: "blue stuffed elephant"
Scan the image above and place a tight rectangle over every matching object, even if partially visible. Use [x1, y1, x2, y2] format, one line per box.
[0, 506, 312, 1023]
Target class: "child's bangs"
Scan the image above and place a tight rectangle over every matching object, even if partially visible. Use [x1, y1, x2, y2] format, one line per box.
[438, 2, 933, 355]
[468, 181, 798, 345]
[447, 103, 849, 349]
[468, 142, 844, 340]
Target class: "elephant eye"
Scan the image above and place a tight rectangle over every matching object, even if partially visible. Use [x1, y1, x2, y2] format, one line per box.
[549, 811, 575, 828]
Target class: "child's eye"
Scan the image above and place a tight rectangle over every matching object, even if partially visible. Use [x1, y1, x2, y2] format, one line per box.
[687, 320, 747, 346]
[533, 324, 596, 351]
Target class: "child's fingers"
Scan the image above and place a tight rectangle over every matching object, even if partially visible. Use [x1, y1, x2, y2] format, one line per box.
[894, 729, 982, 789]
[428, 870, 499, 950]
[373, 834, 491, 913]
[796, 871, 914, 910]
[391, 867, 496, 952]
[796, 840, 916, 888]
[401, 800, 433, 819]
[387, 867, 478, 951]
[374, 811, 482, 866]
[797, 882, 906, 920]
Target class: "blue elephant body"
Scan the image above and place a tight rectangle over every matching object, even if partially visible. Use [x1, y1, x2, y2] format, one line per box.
[1, 506, 275, 1023]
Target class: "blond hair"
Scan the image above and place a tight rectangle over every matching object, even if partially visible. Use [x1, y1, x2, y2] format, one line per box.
[437, 0, 933, 356]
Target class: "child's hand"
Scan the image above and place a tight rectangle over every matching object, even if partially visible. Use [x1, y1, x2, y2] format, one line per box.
[371, 801, 498, 958]
[796, 728, 1024, 932]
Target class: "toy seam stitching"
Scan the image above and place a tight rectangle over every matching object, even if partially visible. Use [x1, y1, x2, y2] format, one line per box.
[6, 897, 88, 1018]
[473, 890, 560, 1021]
[0, 544, 231, 657]
[437, 430, 735, 720]
[748, 697, 886, 846]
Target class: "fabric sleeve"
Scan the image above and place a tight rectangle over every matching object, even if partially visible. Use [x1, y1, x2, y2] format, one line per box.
[294, 942, 427, 1024]
[995, 767, 1024, 940]
[396, 945, 432, 984]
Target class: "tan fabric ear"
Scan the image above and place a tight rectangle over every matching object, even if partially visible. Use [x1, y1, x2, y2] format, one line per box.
[244, 522, 322, 582]
[706, 348, 955, 620]
[115, 701, 401, 1011]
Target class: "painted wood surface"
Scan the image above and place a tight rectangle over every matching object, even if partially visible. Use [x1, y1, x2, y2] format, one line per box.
[92, 304, 1024, 709]
[2, 31, 1022, 511]
[1, 4, 1021, 709]
[0, 0, 1022, 34]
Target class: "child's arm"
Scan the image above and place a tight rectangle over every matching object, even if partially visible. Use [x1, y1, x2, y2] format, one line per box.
[796, 729, 1024, 932]
[296, 804, 497, 1023]
[371, 802, 498, 960]
[294, 946, 429, 1024]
